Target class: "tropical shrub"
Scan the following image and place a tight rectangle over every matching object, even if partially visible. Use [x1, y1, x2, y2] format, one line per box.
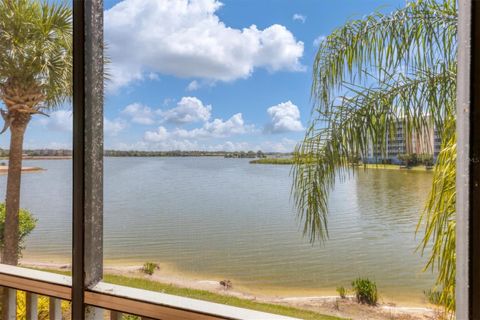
[0, 203, 36, 256]
[141, 262, 159, 275]
[352, 278, 378, 306]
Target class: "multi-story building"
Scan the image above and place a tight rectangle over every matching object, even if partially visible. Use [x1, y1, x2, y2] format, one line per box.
[363, 119, 442, 164]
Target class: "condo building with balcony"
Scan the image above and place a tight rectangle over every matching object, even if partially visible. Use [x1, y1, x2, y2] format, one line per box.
[363, 119, 442, 164]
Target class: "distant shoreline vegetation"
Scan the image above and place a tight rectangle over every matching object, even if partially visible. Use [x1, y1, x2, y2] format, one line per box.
[250, 158, 294, 165]
[0, 149, 292, 159]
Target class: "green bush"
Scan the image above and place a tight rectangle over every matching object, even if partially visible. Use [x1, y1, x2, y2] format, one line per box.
[141, 262, 159, 275]
[352, 278, 378, 306]
[0, 203, 37, 256]
[336, 286, 347, 299]
[424, 289, 453, 307]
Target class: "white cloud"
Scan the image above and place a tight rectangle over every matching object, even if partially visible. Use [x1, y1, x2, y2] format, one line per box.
[186, 80, 200, 91]
[313, 35, 326, 47]
[161, 97, 211, 124]
[111, 139, 200, 151]
[132, 136, 297, 152]
[104, 118, 127, 136]
[147, 72, 160, 80]
[121, 103, 155, 125]
[265, 101, 304, 133]
[174, 113, 250, 138]
[143, 126, 169, 142]
[38, 110, 72, 132]
[105, 0, 304, 91]
[292, 14, 306, 23]
[259, 138, 298, 152]
[145, 113, 251, 142]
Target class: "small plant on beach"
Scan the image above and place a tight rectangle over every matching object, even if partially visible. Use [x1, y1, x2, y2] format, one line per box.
[336, 286, 347, 299]
[352, 278, 378, 306]
[141, 262, 159, 275]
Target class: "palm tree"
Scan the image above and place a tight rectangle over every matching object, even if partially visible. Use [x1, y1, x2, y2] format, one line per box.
[0, 0, 72, 265]
[292, 0, 456, 312]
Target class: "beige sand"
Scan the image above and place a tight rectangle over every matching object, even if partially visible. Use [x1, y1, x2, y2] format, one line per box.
[0, 165, 44, 174]
[19, 260, 442, 320]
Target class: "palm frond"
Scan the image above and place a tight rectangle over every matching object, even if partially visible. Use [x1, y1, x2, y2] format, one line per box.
[293, 0, 457, 312]
[0, 0, 72, 110]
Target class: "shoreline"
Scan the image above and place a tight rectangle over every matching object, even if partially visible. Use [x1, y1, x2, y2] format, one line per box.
[20, 260, 438, 320]
[0, 165, 44, 174]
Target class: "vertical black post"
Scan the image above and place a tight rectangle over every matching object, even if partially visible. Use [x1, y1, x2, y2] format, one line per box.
[73, 0, 103, 317]
[72, 0, 86, 319]
[469, 1, 480, 318]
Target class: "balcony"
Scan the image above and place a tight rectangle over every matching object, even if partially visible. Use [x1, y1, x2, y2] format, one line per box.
[0, 264, 298, 320]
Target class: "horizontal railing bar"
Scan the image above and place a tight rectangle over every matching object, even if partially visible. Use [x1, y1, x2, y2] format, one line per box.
[0, 273, 70, 300]
[85, 290, 222, 320]
[0, 264, 299, 320]
[0, 264, 71, 286]
[89, 282, 298, 320]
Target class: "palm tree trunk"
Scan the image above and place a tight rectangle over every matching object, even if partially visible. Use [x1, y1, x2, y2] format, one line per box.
[2, 114, 29, 265]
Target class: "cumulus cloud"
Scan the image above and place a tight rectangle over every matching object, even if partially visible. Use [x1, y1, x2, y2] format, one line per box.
[265, 101, 304, 133]
[126, 136, 297, 152]
[145, 113, 251, 142]
[259, 138, 298, 152]
[111, 139, 200, 151]
[104, 118, 127, 136]
[161, 97, 211, 124]
[175, 113, 249, 138]
[38, 110, 72, 132]
[105, 0, 304, 91]
[186, 80, 200, 91]
[143, 126, 169, 142]
[292, 14, 306, 23]
[121, 103, 155, 125]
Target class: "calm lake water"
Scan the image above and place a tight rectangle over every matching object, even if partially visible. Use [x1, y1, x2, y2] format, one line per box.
[0, 157, 435, 302]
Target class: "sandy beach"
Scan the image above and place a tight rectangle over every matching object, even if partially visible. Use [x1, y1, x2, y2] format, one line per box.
[0, 165, 44, 174]
[19, 260, 440, 320]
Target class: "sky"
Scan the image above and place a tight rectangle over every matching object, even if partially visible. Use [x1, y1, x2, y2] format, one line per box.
[4, 0, 407, 152]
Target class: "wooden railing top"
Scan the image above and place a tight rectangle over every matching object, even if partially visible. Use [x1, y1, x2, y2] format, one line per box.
[0, 264, 300, 320]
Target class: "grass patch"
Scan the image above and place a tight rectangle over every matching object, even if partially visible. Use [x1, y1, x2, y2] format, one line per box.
[250, 158, 294, 165]
[361, 164, 434, 171]
[33, 268, 344, 320]
[250, 159, 435, 171]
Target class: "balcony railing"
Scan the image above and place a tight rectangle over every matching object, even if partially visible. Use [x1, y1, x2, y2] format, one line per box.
[0, 264, 298, 320]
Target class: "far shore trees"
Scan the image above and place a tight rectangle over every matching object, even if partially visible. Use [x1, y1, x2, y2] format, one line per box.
[0, 0, 72, 265]
[293, 0, 456, 314]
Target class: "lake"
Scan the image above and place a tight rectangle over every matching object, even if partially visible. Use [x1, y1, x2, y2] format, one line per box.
[0, 157, 435, 303]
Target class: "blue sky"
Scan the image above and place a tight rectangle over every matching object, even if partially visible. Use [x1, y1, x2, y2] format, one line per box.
[11, 0, 407, 152]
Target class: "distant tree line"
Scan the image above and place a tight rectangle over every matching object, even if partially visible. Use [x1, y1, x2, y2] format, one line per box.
[0, 148, 288, 159]
[0, 149, 72, 157]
